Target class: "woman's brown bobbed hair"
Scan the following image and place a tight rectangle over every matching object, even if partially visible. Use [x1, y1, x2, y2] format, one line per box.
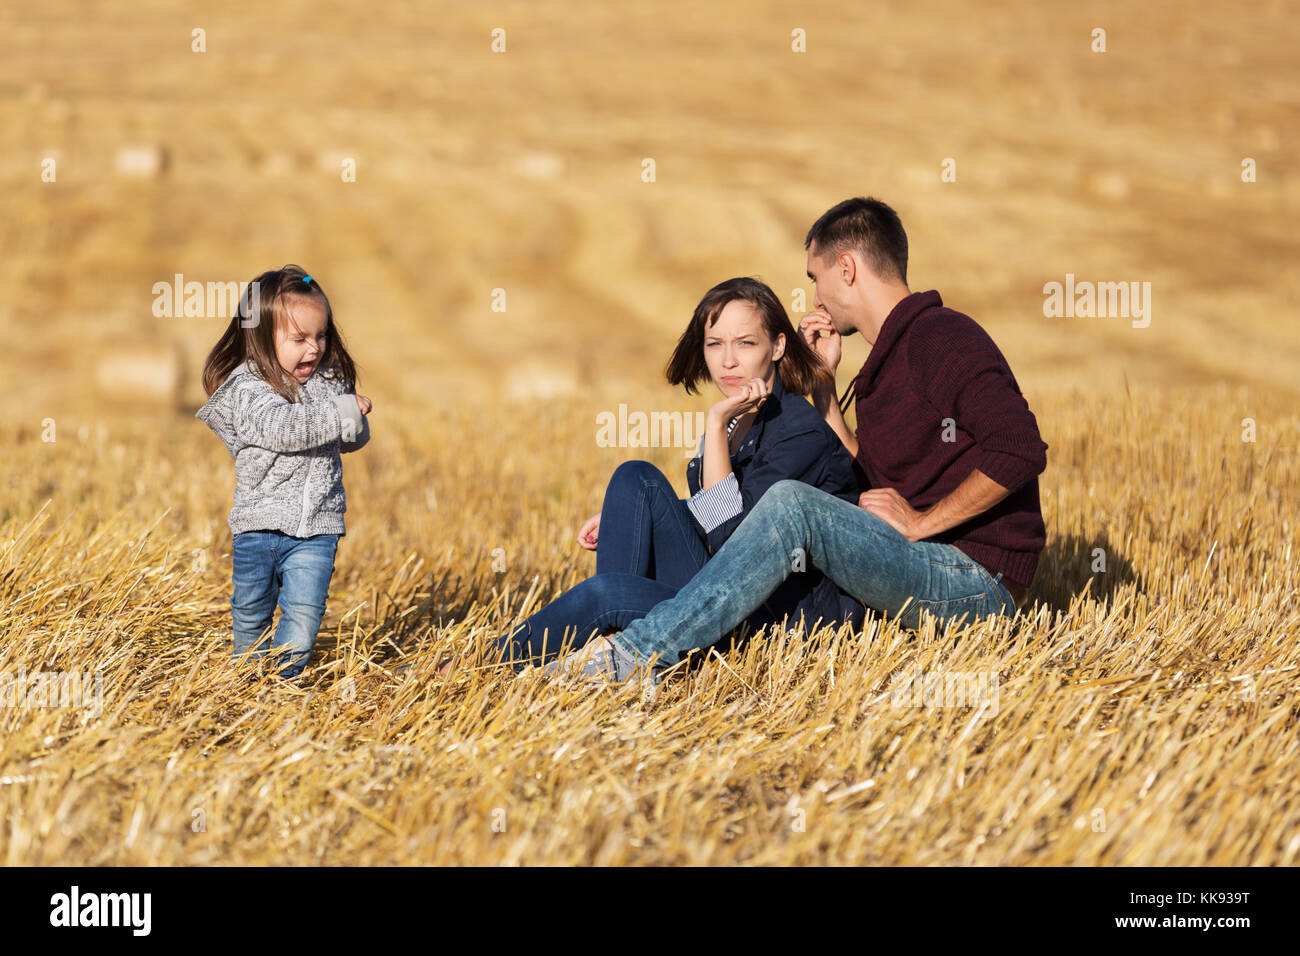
[664, 276, 833, 396]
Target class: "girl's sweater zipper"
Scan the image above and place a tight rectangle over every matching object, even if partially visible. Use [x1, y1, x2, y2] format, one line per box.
[295, 446, 314, 537]
[294, 377, 317, 537]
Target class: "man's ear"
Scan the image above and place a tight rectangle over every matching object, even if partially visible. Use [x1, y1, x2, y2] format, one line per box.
[840, 251, 858, 287]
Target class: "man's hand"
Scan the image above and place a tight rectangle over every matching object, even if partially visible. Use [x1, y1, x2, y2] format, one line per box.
[356, 394, 373, 415]
[798, 311, 841, 374]
[859, 487, 930, 542]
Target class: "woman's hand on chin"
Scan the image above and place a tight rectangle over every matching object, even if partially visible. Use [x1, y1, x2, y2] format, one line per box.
[577, 513, 600, 550]
[709, 377, 770, 425]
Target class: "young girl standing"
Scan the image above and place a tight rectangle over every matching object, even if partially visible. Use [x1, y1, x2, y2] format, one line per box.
[196, 265, 372, 678]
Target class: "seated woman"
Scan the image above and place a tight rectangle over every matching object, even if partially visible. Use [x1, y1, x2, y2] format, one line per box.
[474, 277, 865, 674]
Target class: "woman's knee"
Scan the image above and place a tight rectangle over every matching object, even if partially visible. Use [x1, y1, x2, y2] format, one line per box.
[608, 459, 668, 491]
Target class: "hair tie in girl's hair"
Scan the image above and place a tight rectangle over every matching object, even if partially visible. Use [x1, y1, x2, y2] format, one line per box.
[302, 275, 313, 285]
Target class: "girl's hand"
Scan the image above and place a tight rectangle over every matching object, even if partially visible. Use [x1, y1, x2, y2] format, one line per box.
[708, 377, 769, 425]
[577, 513, 600, 550]
[356, 395, 372, 415]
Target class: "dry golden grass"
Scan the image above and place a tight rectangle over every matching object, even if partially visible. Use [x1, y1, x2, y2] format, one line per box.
[1, 0, 1297, 864]
[1, 383, 1296, 865]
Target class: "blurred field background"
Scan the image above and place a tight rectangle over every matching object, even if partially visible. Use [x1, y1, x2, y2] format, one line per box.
[0, 0, 1297, 865]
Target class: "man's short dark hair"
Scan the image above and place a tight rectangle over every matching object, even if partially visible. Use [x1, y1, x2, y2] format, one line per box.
[805, 197, 908, 284]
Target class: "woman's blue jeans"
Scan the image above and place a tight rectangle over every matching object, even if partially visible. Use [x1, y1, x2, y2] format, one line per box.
[231, 530, 339, 677]
[593, 460, 709, 585]
[496, 461, 707, 668]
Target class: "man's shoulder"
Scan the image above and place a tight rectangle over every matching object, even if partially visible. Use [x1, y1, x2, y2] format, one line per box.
[908, 303, 994, 343]
[904, 304, 1004, 369]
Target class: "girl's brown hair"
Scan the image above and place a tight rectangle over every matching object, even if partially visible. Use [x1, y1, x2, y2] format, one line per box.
[201, 264, 358, 401]
[665, 277, 833, 396]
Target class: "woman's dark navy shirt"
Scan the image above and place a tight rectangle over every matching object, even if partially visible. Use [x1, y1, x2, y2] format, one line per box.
[684, 374, 865, 631]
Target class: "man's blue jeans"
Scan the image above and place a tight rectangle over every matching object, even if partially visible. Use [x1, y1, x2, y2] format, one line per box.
[615, 479, 1020, 665]
[231, 530, 339, 677]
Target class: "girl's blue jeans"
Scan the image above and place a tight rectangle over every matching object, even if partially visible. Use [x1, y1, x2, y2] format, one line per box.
[231, 530, 339, 677]
[495, 461, 858, 669]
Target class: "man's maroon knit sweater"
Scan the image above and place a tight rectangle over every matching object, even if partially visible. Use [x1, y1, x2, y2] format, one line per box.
[850, 290, 1048, 590]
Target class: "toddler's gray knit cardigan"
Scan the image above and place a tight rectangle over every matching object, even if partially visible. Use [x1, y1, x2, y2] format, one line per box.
[196, 360, 370, 537]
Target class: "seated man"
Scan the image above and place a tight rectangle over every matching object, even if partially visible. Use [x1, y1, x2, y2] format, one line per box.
[549, 196, 1049, 684]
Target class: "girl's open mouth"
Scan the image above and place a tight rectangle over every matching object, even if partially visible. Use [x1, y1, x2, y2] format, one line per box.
[296, 362, 314, 375]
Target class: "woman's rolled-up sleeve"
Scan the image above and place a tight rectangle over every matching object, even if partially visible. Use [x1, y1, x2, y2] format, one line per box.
[690, 427, 830, 554]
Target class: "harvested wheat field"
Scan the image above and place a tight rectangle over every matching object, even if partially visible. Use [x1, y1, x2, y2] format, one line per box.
[1, 0, 1297, 866]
